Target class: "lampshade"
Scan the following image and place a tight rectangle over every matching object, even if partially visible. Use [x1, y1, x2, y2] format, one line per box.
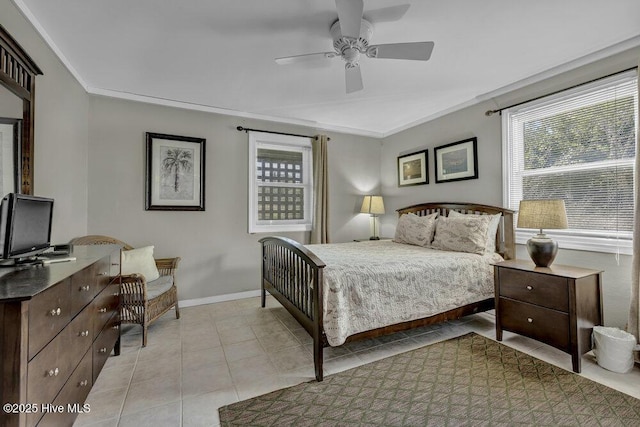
[518, 199, 567, 268]
[517, 199, 568, 230]
[360, 195, 385, 215]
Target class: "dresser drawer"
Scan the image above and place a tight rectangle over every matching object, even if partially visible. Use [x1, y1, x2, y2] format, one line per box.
[94, 256, 112, 291]
[499, 297, 570, 352]
[36, 348, 93, 427]
[93, 281, 120, 337]
[28, 279, 72, 360]
[27, 328, 72, 407]
[66, 305, 95, 358]
[93, 314, 120, 382]
[109, 249, 121, 278]
[70, 265, 99, 314]
[26, 308, 95, 408]
[498, 268, 569, 312]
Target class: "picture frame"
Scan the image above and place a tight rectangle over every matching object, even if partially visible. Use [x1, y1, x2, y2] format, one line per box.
[0, 118, 21, 195]
[145, 132, 206, 211]
[397, 148, 429, 187]
[434, 137, 478, 183]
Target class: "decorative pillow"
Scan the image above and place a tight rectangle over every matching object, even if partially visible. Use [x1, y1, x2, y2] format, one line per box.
[448, 210, 501, 253]
[121, 245, 160, 281]
[431, 216, 493, 255]
[393, 212, 439, 247]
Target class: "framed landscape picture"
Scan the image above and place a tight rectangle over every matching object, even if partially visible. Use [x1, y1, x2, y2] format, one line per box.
[397, 149, 428, 187]
[434, 137, 478, 183]
[145, 132, 206, 211]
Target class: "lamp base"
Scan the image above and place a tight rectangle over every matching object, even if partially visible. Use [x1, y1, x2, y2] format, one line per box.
[526, 233, 558, 267]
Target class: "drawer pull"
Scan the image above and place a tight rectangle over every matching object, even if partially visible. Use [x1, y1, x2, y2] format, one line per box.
[98, 272, 109, 276]
[98, 307, 108, 313]
[80, 330, 90, 337]
[47, 368, 59, 377]
[111, 263, 120, 266]
[526, 285, 533, 291]
[80, 285, 90, 291]
[49, 308, 62, 316]
[527, 317, 533, 323]
[112, 325, 119, 330]
[112, 292, 120, 297]
[78, 380, 89, 387]
[99, 347, 108, 354]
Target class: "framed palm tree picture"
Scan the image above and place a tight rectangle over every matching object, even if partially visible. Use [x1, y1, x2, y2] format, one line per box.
[145, 132, 205, 211]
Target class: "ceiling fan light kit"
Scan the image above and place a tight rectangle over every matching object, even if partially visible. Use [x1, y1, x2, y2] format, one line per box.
[275, 0, 435, 94]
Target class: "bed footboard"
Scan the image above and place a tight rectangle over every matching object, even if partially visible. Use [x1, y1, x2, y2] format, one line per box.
[259, 236, 326, 381]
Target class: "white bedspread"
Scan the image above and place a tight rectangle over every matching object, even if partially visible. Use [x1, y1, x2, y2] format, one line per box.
[305, 240, 503, 346]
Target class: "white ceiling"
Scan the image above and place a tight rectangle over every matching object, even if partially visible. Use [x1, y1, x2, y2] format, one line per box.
[15, 0, 640, 137]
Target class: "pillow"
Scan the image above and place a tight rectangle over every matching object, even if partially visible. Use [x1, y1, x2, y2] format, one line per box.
[121, 245, 160, 281]
[393, 212, 439, 247]
[448, 210, 501, 253]
[431, 216, 493, 255]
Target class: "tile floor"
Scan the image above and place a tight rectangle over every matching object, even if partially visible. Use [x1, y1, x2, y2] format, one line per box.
[73, 296, 640, 426]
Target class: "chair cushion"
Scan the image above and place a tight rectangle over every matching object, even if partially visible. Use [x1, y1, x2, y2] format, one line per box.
[146, 275, 174, 299]
[121, 246, 160, 281]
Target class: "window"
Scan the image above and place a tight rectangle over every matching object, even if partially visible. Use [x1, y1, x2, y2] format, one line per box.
[503, 71, 637, 254]
[248, 132, 313, 233]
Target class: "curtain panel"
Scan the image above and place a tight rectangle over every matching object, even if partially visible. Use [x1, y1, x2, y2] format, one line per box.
[631, 63, 640, 360]
[310, 135, 329, 244]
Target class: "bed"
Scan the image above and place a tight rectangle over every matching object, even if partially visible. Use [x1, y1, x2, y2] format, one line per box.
[259, 202, 515, 381]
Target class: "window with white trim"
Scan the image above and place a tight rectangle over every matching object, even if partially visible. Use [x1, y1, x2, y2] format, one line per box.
[248, 131, 313, 233]
[503, 71, 637, 254]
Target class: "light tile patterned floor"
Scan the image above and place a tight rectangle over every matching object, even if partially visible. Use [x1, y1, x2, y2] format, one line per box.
[73, 296, 640, 426]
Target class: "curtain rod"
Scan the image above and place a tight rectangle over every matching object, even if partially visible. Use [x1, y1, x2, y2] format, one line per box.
[236, 126, 330, 141]
[484, 66, 638, 116]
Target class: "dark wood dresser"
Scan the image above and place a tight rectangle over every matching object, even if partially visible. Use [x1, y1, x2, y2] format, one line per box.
[0, 245, 121, 427]
[494, 259, 603, 373]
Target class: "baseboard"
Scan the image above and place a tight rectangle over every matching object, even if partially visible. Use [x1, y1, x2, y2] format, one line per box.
[178, 290, 262, 308]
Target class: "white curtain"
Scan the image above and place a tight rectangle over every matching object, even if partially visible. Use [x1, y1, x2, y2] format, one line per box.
[630, 63, 640, 359]
[310, 135, 329, 244]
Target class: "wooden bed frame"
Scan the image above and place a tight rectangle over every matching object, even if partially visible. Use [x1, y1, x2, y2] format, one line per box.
[259, 202, 515, 381]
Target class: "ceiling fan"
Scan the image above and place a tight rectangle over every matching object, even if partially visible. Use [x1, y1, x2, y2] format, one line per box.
[275, 0, 434, 94]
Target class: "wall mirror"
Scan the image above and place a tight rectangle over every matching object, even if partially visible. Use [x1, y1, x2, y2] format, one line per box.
[0, 24, 42, 195]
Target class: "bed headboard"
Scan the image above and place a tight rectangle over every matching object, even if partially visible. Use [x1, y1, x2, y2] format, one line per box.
[396, 202, 516, 260]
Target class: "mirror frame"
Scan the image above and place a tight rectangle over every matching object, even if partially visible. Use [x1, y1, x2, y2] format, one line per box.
[0, 24, 42, 195]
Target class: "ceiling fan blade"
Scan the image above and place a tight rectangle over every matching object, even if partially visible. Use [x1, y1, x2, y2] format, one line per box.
[364, 4, 410, 24]
[367, 41, 435, 61]
[345, 64, 363, 94]
[275, 52, 337, 65]
[335, 0, 363, 39]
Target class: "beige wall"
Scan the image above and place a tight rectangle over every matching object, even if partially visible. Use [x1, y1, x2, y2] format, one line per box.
[87, 95, 381, 301]
[379, 47, 640, 329]
[2, 0, 637, 326]
[1, 0, 90, 242]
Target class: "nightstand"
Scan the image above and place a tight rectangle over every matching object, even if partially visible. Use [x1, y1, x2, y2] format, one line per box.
[494, 260, 603, 373]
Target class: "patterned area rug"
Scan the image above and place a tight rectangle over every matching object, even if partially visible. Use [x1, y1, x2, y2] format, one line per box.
[219, 333, 640, 426]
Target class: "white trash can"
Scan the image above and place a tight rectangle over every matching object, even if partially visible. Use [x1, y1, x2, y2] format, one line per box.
[592, 326, 636, 373]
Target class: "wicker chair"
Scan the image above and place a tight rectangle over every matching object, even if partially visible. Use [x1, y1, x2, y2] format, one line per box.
[69, 235, 181, 346]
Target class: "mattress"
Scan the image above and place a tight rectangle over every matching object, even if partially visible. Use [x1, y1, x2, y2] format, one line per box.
[305, 240, 504, 346]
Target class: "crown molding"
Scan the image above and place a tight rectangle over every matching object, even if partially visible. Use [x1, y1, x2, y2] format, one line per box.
[87, 87, 385, 139]
[13, 0, 89, 91]
[475, 35, 640, 103]
[13, 0, 639, 141]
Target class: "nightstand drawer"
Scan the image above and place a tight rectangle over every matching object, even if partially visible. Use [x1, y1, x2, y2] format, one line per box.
[498, 268, 568, 312]
[499, 297, 570, 352]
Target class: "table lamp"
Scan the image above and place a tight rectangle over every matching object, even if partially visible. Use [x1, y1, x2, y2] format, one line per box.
[517, 199, 568, 267]
[361, 195, 385, 240]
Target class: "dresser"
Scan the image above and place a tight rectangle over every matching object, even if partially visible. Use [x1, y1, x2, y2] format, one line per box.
[0, 245, 121, 427]
[494, 260, 603, 373]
